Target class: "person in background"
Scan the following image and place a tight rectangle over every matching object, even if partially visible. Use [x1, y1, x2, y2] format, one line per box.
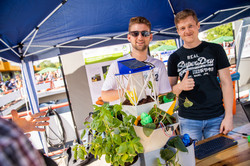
[7, 78, 16, 90]
[15, 75, 22, 89]
[101, 16, 171, 102]
[1, 84, 8, 94]
[167, 9, 233, 141]
[0, 85, 3, 95]
[0, 110, 50, 166]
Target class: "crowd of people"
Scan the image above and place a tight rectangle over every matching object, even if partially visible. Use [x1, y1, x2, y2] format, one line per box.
[35, 70, 62, 84]
[0, 75, 22, 95]
[221, 41, 234, 48]
[0, 70, 62, 96]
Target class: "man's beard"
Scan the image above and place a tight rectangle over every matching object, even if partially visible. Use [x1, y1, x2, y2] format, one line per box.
[131, 43, 148, 52]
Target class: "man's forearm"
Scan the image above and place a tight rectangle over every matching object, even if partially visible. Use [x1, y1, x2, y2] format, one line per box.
[101, 90, 121, 102]
[172, 83, 183, 97]
[221, 82, 233, 119]
[219, 68, 234, 119]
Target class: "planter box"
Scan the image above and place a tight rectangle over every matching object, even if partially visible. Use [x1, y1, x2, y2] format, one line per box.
[133, 113, 179, 153]
[122, 101, 157, 117]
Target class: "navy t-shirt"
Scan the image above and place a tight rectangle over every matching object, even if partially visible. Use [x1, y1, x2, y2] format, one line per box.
[168, 41, 230, 120]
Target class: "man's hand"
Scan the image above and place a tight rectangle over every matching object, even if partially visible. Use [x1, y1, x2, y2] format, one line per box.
[180, 70, 195, 91]
[11, 110, 50, 133]
[220, 116, 233, 135]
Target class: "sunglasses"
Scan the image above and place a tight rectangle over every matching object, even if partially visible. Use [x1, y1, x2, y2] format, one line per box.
[129, 31, 151, 37]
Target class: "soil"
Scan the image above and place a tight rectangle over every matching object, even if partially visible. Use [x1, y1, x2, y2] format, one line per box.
[122, 96, 155, 106]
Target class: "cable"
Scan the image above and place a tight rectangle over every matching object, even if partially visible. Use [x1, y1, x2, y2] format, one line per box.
[143, 61, 155, 68]
[230, 130, 249, 136]
[45, 107, 66, 148]
[159, 121, 174, 137]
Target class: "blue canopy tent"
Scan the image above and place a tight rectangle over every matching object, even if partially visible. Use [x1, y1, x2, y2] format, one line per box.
[1, 0, 250, 63]
[0, 0, 250, 152]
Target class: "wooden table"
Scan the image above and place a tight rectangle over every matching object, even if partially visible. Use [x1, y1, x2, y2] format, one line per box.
[196, 123, 250, 166]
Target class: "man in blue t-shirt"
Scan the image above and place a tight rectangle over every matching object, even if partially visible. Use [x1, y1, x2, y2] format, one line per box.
[168, 9, 233, 141]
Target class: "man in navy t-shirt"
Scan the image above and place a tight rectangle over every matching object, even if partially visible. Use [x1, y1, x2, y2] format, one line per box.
[168, 9, 233, 141]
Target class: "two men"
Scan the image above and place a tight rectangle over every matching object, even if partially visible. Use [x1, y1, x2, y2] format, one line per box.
[101, 16, 171, 102]
[168, 9, 233, 140]
[101, 11, 233, 141]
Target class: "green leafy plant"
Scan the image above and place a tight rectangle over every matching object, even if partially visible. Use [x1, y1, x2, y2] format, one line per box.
[73, 104, 144, 166]
[147, 80, 154, 94]
[135, 92, 193, 137]
[158, 92, 176, 104]
[157, 136, 188, 166]
[136, 104, 177, 137]
[159, 92, 193, 108]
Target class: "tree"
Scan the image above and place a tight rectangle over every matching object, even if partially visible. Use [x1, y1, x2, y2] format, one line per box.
[205, 23, 233, 41]
[149, 39, 176, 51]
[38, 60, 57, 69]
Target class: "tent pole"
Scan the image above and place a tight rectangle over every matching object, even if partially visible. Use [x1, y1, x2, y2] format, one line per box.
[167, 0, 176, 15]
[21, 2, 66, 44]
[232, 23, 240, 102]
[58, 55, 81, 144]
[0, 38, 20, 57]
[23, 28, 39, 57]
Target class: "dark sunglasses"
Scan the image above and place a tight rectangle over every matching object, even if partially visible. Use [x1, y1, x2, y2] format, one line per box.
[129, 31, 151, 37]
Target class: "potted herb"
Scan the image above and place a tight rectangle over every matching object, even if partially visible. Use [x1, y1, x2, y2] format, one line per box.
[133, 104, 179, 153]
[157, 134, 195, 166]
[133, 92, 193, 153]
[73, 104, 144, 166]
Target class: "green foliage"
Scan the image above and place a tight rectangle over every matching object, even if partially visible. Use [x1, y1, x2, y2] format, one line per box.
[160, 147, 176, 161]
[38, 60, 59, 70]
[183, 97, 193, 108]
[158, 136, 188, 166]
[205, 23, 233, 41]
[136, 105, 177, 137]
[103, 66, 109, 80]
[159, 92, 176, 104]
[159, 92, 193, 109]
[73, 103, 143, 166]
[143, 123, 156, 137]
[148, 105, 175, 126]
[139, 92, 193, 137]
[149, 39, 176, 51]
[167, 137, 187, 152]
[147, 81, 154, 93]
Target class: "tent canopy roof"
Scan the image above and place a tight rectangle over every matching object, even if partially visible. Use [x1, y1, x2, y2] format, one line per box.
[0, 0, 250, 63]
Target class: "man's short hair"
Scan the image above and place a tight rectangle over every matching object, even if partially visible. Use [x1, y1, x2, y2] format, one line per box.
[128, 16, 151, 32]
[174, 9, 199, 27]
